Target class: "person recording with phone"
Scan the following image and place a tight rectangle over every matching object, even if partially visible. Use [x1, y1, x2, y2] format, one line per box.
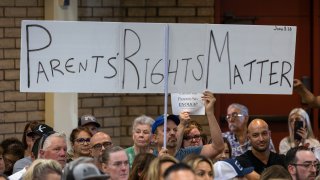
[279, 108, 320, 154]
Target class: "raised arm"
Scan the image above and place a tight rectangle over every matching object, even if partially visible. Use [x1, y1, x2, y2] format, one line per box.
[293, 79, 320, 108]
[175, 111, 190, 154]
[200, 91, 224, 158]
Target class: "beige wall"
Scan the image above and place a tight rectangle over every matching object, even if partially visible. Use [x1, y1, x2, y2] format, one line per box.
[0, 0, 214, 146]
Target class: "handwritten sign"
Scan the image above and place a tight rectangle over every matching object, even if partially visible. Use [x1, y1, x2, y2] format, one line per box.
[171, 93, 205, 115]
[20, 20, 296, 94]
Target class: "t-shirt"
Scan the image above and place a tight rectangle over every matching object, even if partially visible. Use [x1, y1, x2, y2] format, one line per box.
[153, 146, 203, 161]
[236, 150, 286, 174]
[12, 157, 32, 174]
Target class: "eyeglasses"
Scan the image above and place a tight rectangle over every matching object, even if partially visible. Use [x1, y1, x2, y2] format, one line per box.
[92, 141, 112, 150]
[75, 138, 91, 144]
[292, 163, 320, 170]
[184, 134, 202, 141]
[225, 113, 244, 121]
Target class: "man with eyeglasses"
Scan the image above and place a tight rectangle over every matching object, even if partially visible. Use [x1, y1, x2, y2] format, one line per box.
[286, 146, 319, 180]
[101, 146, 129, 180]
[222, 103, 275, 158]
[90, 132, 113, 170]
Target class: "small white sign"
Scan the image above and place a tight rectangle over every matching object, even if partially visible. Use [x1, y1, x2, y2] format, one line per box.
[171, 93, 205, 115]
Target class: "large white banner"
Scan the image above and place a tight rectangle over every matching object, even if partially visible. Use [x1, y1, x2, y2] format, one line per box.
[20, 20, 296, 94]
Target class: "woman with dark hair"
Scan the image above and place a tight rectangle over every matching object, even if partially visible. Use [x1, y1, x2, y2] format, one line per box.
[1, 139, 24, 176]
[212, 137, 232, 163]
[128, 153, 156, 180]
[67, 127, 92, 162]
[22, 121, 40, 157]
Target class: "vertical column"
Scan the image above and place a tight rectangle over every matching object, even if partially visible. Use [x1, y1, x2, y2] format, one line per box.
[44, 0, 78, 139]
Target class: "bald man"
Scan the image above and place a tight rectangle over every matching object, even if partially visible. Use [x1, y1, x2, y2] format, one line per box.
[90, 132, 113, 170]
[236, 119, 286, 177]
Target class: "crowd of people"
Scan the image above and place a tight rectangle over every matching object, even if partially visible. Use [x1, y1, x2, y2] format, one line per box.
[0, 81, 319, 180]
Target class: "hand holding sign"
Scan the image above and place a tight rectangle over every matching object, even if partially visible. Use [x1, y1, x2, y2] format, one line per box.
[171, 93, 205, 115]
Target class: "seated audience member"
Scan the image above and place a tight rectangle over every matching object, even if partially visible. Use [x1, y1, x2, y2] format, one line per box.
[163, 163, 196, 180]
[38, 132, 67, 168]
[213, 159, 254, 180]
[260, 165, 292, 180]
[182, 154, 214, 180]
[13, 124, 53, 173]
[236, 119, 286, 179]
[212, 137, 232, 163]
[67, 127, 92, 162]
[128, 153, 156, 180]
[62, 157, 109, 180]
[90, 132, 112, 170]
[125, 115, 154, 168]
[279, 108, 320, 154]
[293, 79, 320, 108]
[146, 155, 179, 180]
[78, 114, 101, 135]
[1, 138, 24, 176]
[152, 91, 224, 160]
[0, 147, 5, 174]
[182, 120, 207, 148]
[100, 146, 129, 180]
[223, 103, 276, 158]
[22, 159, 62, 180]
[285, 146, 318, 180]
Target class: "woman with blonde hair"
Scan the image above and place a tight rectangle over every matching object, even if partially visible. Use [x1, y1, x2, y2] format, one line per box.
[23, 159, 62, 180]
[182, 154, 214, 180]
[146, 155, 178, 180]
[279, 108, 320, 154]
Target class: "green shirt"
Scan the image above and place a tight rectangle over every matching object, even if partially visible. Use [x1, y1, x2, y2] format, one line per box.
[125, 146, 135, 169]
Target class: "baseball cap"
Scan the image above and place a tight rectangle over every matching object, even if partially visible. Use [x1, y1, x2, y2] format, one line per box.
[62, 157, 109, 180]
[152, 114, 180, 134]
[214, 159, 254, 180]
[79, 114, 101, 128]
[27, 124, 54, 137]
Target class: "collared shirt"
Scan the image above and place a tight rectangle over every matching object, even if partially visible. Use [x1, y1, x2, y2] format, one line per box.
[223, 131, 276, 158]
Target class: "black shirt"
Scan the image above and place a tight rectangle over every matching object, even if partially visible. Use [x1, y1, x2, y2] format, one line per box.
[236, 150, 286, 174]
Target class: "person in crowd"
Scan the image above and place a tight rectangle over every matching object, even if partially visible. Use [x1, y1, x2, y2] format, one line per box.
[1, 138, 24, 176]
[182, 120, 207, 148]
[213, 158, 254, 180]
[90, 131, 112, 170]
[100, 146, 129, 180]
[62, 157, 109, 180]
[223, 103, 276, 158]
[163, 163, 196, 180]
[9, 138, 41, 180]
[260, 165, 292, 180]
[293, 79, 320, 108]
[285, 146, 318, 180]
[12, 124, 54, 174]
[128, 153, 156, 180]
[279, 108, 320, 154]
[182, 154, 214, 180]
[38, 132, 67, 168]
[236, 119, 286, 179]
[0, 174, 8, 180]
[67, 127, 92, 162]
[212, 137, 232, 163]
[0, 147, 5, 175]
[21, 121, 40, 157]
[125, 115, 154, 168]
[22, 159, 62, 180]
[78, 114, 101, 135]
[146, 155, 179, 180]
[152, 91, 224, 160]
